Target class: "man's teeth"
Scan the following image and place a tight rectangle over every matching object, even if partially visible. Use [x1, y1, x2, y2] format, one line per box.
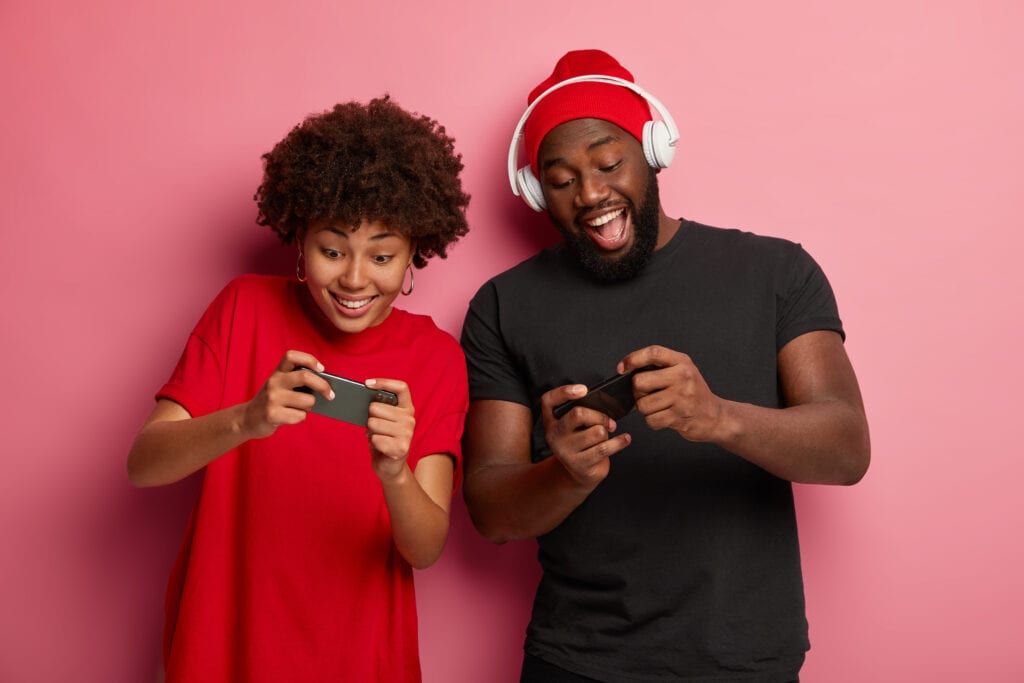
[587, 208, 625, 227]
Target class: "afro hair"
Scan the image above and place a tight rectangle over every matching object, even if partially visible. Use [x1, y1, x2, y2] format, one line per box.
[255, 95, 470, 268]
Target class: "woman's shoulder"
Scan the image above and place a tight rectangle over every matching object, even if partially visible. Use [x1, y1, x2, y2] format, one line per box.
[390, 309, 462, 354]
[194, 274, 297, 330]
[220, 273, 293, 297]
[210, 274, 299, 311]
[387, 310, 467, 398]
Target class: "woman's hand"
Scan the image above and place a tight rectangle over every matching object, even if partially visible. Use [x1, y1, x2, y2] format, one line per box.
[240, 350, 332, 440]
[364, 378, 416, 482]
[129, 348, 329, 487]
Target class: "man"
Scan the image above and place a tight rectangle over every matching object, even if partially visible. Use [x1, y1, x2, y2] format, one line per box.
[461, 49, 870, 683]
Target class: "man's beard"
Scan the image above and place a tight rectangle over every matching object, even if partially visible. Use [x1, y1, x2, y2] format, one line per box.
[550, 167, 661, 282]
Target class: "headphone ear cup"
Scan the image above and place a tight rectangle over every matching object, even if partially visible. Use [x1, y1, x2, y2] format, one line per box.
[642, 120, 676, 169]
[516, 165, 546, 211]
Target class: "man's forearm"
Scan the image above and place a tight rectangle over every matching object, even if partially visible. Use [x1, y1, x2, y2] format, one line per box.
[712, 397, 870, 485]
[464, 457, 595, 543]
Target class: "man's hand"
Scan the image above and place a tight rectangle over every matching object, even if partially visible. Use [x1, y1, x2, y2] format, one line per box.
[620, 333, 870, 485]
[619, 345, 725, 443]
[540, 383, 632, 489]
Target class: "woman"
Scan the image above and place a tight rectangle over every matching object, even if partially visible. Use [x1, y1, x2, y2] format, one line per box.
[128, 96, 470, 682]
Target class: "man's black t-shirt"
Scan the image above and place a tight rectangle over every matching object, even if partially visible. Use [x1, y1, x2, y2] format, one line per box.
[462, 219, 844, 682]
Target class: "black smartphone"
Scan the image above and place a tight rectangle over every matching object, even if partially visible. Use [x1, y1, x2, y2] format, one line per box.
[552, 365, 657, 420]
[295, 368, 398, 426]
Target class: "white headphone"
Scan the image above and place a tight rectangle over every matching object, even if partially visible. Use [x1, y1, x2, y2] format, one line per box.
[507, 74, 679, 212]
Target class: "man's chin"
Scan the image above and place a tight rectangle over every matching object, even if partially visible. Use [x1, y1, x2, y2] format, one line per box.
[567, 235, 653, 281]
[551, 196, 658, 280]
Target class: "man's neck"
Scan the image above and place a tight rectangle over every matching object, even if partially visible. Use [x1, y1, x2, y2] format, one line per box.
[655, 212, 681, 250]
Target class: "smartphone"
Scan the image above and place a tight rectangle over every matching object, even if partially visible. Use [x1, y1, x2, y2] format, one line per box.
[295, 368, 398, 426]
[552, 365, 657, 420]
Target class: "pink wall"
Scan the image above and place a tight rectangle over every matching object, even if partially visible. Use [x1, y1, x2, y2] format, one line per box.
[1, 1, 1021, 681]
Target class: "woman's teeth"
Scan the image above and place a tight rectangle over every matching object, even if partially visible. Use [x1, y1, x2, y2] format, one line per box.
[337, 296, 372, 309]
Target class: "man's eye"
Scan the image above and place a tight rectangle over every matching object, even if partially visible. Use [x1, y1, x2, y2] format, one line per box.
[548, 178, 573, 190]
[600, 160, 623, 173]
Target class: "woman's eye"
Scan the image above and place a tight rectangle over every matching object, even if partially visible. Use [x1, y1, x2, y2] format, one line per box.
[373, 254, 393, 264]
[322, 249, 342, 259]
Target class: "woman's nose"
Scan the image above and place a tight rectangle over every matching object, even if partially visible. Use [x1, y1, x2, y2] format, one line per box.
[337, 259, 368, 289]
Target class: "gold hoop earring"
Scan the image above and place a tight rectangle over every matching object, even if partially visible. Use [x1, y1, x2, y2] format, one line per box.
[296, 251, 307, 283]
[401, 265, 415, 296]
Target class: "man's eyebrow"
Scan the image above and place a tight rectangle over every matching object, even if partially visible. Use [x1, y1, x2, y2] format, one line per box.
[541, 135, 619, 171]
[587, 135, 618, 151]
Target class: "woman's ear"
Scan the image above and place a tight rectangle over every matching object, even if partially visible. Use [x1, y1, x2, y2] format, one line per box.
[408, 238, 418, 268]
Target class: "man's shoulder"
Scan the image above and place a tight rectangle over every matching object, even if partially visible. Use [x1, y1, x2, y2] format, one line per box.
[686, 219, 801, 252]
[475, 244, 569, 291]
[503, 244, 567, 275]
[678, 220, 806, 272]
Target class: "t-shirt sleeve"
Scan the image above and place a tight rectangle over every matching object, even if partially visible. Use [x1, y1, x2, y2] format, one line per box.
[775, 244, 845, 350]
[408, 334, 469, 491]
[157, 280, 240, 417]
[460, 280, 532, 407]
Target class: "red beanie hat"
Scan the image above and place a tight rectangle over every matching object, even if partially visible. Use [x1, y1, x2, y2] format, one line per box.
[523, 49, 652, 173]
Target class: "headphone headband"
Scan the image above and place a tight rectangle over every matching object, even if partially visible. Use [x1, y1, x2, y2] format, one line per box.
[506, 74, 679, 197]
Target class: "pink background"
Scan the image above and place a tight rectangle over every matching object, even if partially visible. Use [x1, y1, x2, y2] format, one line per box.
[1, 1, 1021, 681]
